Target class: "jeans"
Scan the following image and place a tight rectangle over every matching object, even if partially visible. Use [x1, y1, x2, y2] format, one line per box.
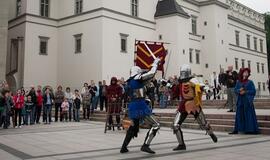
[227, 88, 237, 111]
[159, 94, 168, 108]
[100, 96, 108, 111]
[25, 111, 33, 125]
[36, 106, 42, 123]
[68, 102, 73, 121]
[92, 96, 99, 110]
[44, 104, 52, 123]
[74, 108, 80, 122]
[55, 103, 62, 122]
[83, 105, 90, 119]
[14, 108, 22, 127]
[31, 105, 36, 124]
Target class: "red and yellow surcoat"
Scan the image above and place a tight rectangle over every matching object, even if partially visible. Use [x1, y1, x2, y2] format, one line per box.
[178, 81, 203, 114]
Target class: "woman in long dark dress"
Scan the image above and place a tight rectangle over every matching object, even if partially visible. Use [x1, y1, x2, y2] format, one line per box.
[230, 68, 259, 134]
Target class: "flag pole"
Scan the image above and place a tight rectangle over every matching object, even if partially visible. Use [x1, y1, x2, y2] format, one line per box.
[134, 39, 137, 66]
[163, 50, 172, 79]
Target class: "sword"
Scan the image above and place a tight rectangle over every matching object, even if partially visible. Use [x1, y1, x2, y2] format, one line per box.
[142, 41, 157, 59]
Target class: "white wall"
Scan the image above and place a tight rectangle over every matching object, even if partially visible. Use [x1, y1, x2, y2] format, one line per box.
[57, 17, 103, 90]
[23, 23, 58, 88]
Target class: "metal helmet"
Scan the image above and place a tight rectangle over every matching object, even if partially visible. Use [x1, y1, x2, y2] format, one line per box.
[180, 64, 192, 80]
[130, 66, 142, 77]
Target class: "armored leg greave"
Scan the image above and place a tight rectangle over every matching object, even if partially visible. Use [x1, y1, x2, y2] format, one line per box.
[172, 112, 188, 151]
[195, 110, 218, 143]
[143, 115, 160, 145]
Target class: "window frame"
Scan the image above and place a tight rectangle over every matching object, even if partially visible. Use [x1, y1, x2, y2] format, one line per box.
[120, 33, 129, 53]
[74, 33, 83, 54]
[16, 0, 22, 16]
[40, 0, 50, 17]
[257, 62, 260, 73]
[259, 39, 263, 53]
[191, 16, 197, 35]
[131, 0, 138, 17]
[189, 49, 193, 64]
[261, 63, 265, 74]
[235, 58, 239, 70]
[39, 36, 50, 55]
[241, 59, 245, 68]
[246, 34, 250, 49]
[235, 31, 240, 46]
[247, 60, 251, 69]
[195, 50, 200, 64]
[253, 37, 257, 51]
[74, 0, 83, 15]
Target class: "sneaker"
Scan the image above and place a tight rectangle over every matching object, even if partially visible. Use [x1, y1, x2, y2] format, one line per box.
[15, 126, 18, 129]
[19, 126, 22, 128]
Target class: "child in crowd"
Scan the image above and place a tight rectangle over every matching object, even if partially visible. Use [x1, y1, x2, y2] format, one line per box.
[25, 96, 34, 125]
[73, 90, 82, 122]
[61, 98, 69, 122]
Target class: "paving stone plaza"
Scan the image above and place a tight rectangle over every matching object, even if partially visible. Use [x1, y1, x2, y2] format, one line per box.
[1, 120, 270, 160]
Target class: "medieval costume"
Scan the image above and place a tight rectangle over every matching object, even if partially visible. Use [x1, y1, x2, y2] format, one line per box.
[172, 64, 217, 151]
[107, 77, 123, 130]
[120, 58, 160, 154]
[230, 68, 259, 134]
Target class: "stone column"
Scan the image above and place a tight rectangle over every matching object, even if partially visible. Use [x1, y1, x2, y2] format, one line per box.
[0, 1, 9, 81]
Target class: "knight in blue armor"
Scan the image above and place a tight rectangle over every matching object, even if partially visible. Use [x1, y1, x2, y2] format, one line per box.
[120, 58, 161, 154]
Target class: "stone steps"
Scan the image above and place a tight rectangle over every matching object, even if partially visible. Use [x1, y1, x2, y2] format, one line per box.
[90, 111, 270, 135]
[165, 99, 270, 109]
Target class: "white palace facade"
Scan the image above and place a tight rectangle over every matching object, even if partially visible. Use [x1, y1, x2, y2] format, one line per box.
[6, 0, 269, 95]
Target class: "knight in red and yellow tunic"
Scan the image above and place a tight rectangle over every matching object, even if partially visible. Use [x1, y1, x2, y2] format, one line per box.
[172, 64, 217, 151]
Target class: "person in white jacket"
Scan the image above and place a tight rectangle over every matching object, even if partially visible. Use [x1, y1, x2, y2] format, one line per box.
[210, 72, 220, 100]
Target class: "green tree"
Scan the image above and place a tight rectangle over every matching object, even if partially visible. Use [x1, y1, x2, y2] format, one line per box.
[265, 13, 270, 74]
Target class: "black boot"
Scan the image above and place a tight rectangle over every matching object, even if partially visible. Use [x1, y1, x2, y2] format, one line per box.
[141, 144, 155, 154]
[120, 132, 133, 154]
[173, 144, 186, 151]
[210, 133, 218, 143]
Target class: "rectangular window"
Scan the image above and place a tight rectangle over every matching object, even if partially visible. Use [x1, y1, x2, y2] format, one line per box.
[131, 0, 138, 17]
[258, 82, 261, 91]
[120, 33, 129, 53]
[75, 0, 83, 14]
[235, 31, 240, 46]
[257, 62, 260, 73]
[40, 0, 49, 17]
[39, 36, 49, 55]
[247, 60, 251, 69]
[254, 37, 257, 51]
[246, 34, 250, 49]
[260, 39, 263, 53]
[189, 49, 193, 63]
[241, 59, 245, 68]
[262, 63, 265, 74]
[191, 16, 197, 35]
[195, 50, 200, 64]
[74, 34, 82, 53]
[16, 0, 22, 16]
[263, 83, 266, 91]
[235, 58, 239, 70]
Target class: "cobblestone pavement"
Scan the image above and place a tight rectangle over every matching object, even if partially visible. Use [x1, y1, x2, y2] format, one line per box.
[0, 121, 270, 160]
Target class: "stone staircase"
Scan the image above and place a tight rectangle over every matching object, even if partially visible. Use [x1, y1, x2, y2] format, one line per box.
[89, 100, 270, 135]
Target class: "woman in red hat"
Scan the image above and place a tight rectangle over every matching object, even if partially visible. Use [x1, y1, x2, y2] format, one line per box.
[230, 68, 259, 134]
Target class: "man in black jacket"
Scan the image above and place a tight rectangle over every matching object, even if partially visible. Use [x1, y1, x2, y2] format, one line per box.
[225, 66, 238, 112]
